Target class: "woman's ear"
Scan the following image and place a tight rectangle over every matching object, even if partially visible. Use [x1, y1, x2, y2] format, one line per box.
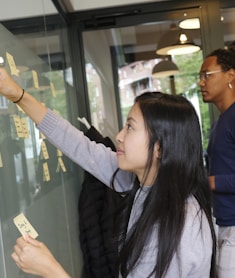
[154, 142, 161, 159]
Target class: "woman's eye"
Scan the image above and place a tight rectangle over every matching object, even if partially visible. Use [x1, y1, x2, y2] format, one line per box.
[126, 123, 132, 130]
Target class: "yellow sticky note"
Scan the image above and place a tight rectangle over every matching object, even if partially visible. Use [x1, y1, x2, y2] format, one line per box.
[43, 162, 50, 182]
[13, 115, 24, 138]
[13, 213, 39, 239]
[50, 82, 56, 97]
[0, 152, 3, 168]
[57, 149, 63, 157]
[56, 157, 67, 173]
[21, 118, 30, 139]
[6, 52, 19, 76]
[39, 132, 46, 139]
[41, 141, 49, 160]
[16, 104, 25, 113]
[32, 70, 39, 89]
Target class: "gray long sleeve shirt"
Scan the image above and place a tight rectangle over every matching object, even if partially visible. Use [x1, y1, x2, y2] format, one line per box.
[38, 109, 213, 278]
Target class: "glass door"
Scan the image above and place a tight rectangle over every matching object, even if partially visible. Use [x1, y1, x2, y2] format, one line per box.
[82, 7, 211, 151]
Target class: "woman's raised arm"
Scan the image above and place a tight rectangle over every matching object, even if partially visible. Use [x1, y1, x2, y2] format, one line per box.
[0, 67, 47, 124]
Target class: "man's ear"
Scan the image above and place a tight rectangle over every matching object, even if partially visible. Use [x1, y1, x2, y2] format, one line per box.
[228, 68, 235, 83]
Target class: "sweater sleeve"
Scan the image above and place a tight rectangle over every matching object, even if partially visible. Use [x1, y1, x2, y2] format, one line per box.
[37, 109, 133, 192]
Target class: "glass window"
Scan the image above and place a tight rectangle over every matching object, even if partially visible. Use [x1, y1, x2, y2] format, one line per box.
[0, 3, 82, 278]
[82, 14, 210, 150]
[222, 6, 235, 46]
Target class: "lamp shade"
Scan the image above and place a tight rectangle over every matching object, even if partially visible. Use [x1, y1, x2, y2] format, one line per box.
[156, 25, 200, 55]
[152, 60, 179, 78]
[179, 18, 200, 29]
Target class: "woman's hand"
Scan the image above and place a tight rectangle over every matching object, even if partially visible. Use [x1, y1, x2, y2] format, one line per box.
[11, 235, 71, 278]
[0, 67, 47, 124]
[0, 67, 23, 102]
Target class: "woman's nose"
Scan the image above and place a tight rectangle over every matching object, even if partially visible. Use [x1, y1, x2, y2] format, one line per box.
[116, 129, 124, 143]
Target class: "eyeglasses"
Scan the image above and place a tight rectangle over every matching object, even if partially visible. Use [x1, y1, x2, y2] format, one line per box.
[199, 70, 223, 81]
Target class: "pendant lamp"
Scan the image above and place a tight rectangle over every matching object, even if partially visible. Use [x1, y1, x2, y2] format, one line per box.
[179, 18, 200, 29]
[156, 24, 200, 55]
[152, 60, 179, 78]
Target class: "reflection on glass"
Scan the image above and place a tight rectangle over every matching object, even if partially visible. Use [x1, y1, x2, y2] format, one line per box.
[83, 19, 210, 150]
[86, 63, 105, 133]
[0, 17, 81, 277]
[222, 7, 235, 46]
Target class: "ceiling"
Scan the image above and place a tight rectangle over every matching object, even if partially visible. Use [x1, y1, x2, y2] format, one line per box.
[1, 0, 234, 72]
[61, 0, 169, 12]
[0, 1, 56, 21]
[0, 0, 170, 21]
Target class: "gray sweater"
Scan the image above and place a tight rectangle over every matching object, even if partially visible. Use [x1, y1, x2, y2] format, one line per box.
[38, 109, 213, 278]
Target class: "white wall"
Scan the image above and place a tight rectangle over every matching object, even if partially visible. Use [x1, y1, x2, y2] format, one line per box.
[0, 0, 57, 21]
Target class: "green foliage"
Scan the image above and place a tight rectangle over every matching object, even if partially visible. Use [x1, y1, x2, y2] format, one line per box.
[173, 51, 211, 150]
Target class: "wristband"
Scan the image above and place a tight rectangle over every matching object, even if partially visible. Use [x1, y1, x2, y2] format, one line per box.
[13, 89, 25, 103]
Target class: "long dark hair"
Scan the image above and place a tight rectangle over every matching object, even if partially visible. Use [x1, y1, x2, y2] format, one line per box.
[112, 92, 216, 277]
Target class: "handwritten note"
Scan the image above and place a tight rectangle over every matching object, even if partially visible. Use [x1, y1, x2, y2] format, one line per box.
[13, 213, 38, 239]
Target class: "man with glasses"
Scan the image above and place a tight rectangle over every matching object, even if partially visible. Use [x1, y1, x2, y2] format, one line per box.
[199, 46, 235, 278]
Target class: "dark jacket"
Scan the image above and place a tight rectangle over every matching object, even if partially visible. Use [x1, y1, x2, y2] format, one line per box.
[79, 126, 120, 278]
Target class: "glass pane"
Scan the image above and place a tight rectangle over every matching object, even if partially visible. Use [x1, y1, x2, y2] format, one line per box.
[83, 29, 121, 142]
[222, 6, 235, 46]
[83, 16, 210, 150]
[0, 5, 82, 278]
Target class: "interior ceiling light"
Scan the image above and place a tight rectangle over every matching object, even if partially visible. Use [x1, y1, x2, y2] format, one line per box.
[152, 60, 179, 78]
[179, 18, 200, 29]
[156, 24, 200, 55]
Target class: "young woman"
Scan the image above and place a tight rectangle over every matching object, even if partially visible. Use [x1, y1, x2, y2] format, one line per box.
[0, 67, 216, 277]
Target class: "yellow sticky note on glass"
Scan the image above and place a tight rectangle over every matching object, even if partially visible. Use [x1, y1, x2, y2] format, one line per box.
[43, 162, 50, 182]
[21, 118, 30, 139]
[13, 115, 24, 138]
[57, 149, 63, 157]
[50, 82, 56, 97]
[13, 213, 39, 239]
[32, 70, 39, 89]
[6, 52, 19, 76]
[0, 152, 3, 168]
[56, 157, 67, 173]
[41, 141, 49, 160]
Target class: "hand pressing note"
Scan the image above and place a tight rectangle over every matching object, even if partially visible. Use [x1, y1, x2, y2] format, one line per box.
[11, 235, 71, 278]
